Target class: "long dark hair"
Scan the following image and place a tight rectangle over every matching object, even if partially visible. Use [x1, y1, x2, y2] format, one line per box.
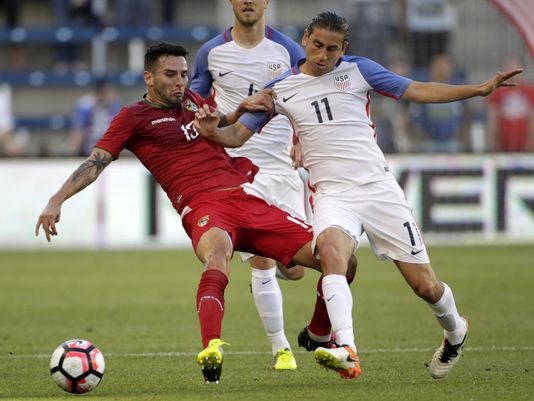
[306, 11, 350, 41]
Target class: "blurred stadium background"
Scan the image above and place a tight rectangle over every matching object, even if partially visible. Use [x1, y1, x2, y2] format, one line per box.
[1, 2, 534, 399]
[1, 0, 534, 249]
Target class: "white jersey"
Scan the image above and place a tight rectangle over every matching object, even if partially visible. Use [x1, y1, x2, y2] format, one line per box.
[191, 26, 305, 175]
[240, 56, 412, 194]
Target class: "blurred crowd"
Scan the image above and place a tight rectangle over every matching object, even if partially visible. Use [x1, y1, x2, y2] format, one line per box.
[0, 0, 533, 157]
[347, 0, 534, 154]
[2, 0, 178, 74]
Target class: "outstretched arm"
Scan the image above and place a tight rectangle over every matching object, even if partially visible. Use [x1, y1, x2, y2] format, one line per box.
[35, 148, 113, 241]
[218, 88, 275, 127]
[402, 68, 523, 103]
[194, 104, 256, 148]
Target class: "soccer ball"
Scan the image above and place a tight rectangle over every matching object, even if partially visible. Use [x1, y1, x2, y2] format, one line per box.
[50, 339, 105, 393]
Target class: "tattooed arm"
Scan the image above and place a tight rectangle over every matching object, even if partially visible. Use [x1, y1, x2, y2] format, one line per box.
[35, 148, 113, 242]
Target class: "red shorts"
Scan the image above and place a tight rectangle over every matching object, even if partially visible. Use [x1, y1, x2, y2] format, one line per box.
[180, 188, 313, 267]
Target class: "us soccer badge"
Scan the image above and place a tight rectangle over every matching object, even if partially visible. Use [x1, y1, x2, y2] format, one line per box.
[198, 215, 210, 227]
[268, 62, 283, 80]
[334, 73, 351, 91]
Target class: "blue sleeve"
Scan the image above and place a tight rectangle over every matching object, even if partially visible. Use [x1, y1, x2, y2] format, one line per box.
[345, 56, 412, 100]
[268, 27, 305, 65]
[191, 33, 229, 98]
[262, 67, 295, 91]
[239, 111, 272, 133]
[190, 44, 214, 98]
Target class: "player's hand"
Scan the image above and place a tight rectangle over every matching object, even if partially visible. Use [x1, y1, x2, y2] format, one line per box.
[290, 142, 304, 169]
[480, 68, 523, 96]
[238, 88, 276, 114]
[35, 201, 62, 242]
[194, 104, 220, 137]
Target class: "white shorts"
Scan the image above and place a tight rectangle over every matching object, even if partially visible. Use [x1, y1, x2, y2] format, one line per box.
[240, 171, 307, 262]
[312, 179, 429, 264]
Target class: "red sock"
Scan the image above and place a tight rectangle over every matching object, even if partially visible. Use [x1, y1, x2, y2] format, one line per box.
[196, 269, 228, 348]
[308, 273, 355, 337]
[308, 275, 331, 336]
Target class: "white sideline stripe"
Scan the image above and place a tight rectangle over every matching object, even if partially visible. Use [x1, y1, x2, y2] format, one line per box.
[5, 345, 534, 360]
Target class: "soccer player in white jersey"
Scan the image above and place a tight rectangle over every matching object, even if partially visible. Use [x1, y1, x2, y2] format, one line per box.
[190, 0, 308, 371]
[193, 11, 523, 380]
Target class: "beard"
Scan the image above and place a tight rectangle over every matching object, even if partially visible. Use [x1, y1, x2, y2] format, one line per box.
[153, 87, 183, 108]
[165, 96, 183, 108]
[235, 11, 262, 26]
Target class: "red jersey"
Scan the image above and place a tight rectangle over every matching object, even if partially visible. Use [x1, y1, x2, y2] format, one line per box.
[487, 84, 534, 151]
[95, 89, 258, 213]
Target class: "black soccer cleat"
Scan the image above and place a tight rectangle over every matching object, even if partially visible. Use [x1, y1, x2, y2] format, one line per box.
[297, 326, 337, 351]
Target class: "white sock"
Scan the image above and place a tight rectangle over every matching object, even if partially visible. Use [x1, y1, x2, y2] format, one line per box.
[251, 267, 290, 355]
[322, 274, 356, 350]
[427, 282, 467, 345]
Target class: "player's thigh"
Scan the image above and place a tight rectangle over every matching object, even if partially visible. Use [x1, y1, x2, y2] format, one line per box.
[276, 262, 306, 280]
[357, 180, 430, 264]
[312, 196, 362, 256]
[290, 241, 321, 272]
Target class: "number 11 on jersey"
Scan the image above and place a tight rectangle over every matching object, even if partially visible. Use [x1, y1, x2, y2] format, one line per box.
[311, 97, 333, 123]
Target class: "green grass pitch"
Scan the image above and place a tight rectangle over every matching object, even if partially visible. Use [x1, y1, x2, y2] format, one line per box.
[1, 245, 533, 400]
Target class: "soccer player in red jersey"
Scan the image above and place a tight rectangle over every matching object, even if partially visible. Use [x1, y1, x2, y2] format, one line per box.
[35, 43, 351, 383]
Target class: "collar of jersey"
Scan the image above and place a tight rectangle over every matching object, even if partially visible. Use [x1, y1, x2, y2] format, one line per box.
[143, 94, 172, 109]
[225, 25, 274, 42]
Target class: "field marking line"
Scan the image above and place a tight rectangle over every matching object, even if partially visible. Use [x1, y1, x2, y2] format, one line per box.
[4, 345, 534, 360]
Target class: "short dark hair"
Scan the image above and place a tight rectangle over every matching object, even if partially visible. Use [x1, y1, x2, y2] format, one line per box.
[306, 11, 350, 41]
[144, 42, 189, 71]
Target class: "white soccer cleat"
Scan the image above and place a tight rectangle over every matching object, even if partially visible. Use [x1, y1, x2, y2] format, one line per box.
[314, 345, 361, 379]
[430, 317, 468, 379]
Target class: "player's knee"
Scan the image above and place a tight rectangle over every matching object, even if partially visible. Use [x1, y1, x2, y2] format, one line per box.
[250, 256, 276, 270]
[412, 280, 441, 303]
[319, 243, 349, 275]
[204, 247, 232, 269]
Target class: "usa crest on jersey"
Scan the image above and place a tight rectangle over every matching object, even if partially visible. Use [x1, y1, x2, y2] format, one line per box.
[268, 62, 283, 80]
[334, 74, 351, 91]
